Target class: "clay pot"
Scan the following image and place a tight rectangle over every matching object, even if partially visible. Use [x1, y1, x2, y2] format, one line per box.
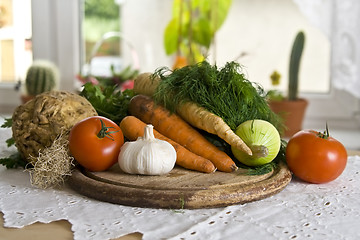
[268, 98, 308, 138]
[21, 95, 35, 104]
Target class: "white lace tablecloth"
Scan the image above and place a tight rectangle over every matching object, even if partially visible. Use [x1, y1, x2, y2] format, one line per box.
[1, 119, 360, 240]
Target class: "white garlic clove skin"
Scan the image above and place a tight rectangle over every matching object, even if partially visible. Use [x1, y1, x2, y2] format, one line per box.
[118, 125, 177, 175]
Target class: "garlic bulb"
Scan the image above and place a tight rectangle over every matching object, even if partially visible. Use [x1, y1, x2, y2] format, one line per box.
[118, 124, 176, 175]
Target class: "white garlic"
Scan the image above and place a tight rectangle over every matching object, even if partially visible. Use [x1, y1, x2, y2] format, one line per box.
[118, 124, 176, 175]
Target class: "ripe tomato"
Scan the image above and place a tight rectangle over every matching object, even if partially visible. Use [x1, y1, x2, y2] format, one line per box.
[286, 129, 347, 184]
[69, 116, 124, 171]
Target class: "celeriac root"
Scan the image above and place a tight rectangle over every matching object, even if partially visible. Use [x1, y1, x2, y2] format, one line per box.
[27, 133, 74, 189]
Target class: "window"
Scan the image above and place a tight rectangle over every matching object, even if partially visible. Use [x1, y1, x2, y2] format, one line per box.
[1, 0, 359, 134]
[214, 0, 331, 95]
[0, 0, 32, 111]
[0, 0, 32, 84]
[80, 0, 121, 78]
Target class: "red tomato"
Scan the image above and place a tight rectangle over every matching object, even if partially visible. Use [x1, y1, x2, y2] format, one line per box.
[69, 116, 124, 171]
[286, 129, 347, 183]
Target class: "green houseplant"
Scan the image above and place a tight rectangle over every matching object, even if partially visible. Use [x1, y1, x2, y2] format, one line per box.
[268, 31, 308, 137]
[164, 0, 232, 69]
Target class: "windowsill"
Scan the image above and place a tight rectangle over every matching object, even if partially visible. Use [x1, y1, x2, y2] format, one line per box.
[328, 129, 360, 151]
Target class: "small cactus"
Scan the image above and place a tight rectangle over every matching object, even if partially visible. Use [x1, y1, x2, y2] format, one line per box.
[288, 31, 305, 101]
[25, 60, 59, 96]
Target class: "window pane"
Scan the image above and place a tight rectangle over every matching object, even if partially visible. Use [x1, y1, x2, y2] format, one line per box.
[80, 0, 121, 77]
[0, 0, 32, 84]
[214, 0, 330, 95]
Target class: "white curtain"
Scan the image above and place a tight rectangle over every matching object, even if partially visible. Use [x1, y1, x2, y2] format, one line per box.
[293, 0, 360, 98]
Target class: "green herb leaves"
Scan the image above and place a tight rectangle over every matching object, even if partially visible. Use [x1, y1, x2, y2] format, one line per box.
[0, 152, 28, 169]
[1, 118, 12, 128]
[80, 83, 135, 124]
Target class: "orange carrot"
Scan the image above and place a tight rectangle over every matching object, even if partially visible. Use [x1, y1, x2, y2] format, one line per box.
[128, 95, 238, 172]
[120, 116, 216, 173]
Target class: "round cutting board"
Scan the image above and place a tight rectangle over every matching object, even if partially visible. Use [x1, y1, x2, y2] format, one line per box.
[68, 161, 291, 209]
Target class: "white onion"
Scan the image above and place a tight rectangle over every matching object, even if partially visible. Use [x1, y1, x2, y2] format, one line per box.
[231, 119, 281, 166]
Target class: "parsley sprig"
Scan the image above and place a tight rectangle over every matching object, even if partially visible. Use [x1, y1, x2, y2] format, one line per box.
[80, 82, 135, 124]
[0, 118, 28, 169]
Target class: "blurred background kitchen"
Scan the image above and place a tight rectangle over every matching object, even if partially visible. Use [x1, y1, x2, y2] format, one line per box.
[0, 0, 359, 149]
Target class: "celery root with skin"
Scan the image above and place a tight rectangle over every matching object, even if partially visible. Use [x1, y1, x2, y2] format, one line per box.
[133, 73, 253, 156]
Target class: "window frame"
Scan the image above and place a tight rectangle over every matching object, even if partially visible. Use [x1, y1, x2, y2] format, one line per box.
[0, 0, 81, 114]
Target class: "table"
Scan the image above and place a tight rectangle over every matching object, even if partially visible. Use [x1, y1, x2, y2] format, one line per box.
[1, 119, 360, 240]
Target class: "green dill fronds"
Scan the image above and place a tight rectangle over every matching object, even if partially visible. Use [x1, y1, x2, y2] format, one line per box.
[153, 61, 284, 132]
[246, 162, 276, 176]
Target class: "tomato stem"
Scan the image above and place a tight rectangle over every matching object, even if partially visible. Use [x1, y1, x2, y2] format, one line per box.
[316, 122, 330, 139]
[325, 122, 330, 137]
[97, 119, 119, 141]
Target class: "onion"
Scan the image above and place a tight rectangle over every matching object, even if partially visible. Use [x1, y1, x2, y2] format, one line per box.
[231, 119, 281, 166]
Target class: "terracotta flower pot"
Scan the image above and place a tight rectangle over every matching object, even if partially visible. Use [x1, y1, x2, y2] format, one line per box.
[21, 95, 35, 104]
[268, 98, 308, 138]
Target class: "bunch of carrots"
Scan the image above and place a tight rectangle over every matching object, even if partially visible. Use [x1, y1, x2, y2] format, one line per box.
[119, 73, 253, 173]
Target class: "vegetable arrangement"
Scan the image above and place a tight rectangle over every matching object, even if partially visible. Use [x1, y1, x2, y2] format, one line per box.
[120, 116, 216, 173]
[4, 91, 98, 189]
[0, 60, 349, 192]
[128, 94, 237, 172]
[134, 74, 253, 156]
[134, 62, 284, 157]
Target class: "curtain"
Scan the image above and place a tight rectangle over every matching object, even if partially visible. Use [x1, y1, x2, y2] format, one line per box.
[293, 0, 360, 98]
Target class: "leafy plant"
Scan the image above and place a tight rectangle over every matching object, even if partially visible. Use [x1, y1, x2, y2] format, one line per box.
[164, 0, 232, 65]
[80, 82, 136, 124]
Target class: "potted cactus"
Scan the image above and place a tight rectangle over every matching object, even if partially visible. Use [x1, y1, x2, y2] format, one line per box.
[268, 31, 308, 137]
[21, 60, 60, 103]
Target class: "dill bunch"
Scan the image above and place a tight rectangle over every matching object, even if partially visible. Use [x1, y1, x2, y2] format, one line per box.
[153, 61, 284, 132]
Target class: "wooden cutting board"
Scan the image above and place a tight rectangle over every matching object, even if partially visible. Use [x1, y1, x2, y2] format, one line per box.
[68, 161, 291, 209]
